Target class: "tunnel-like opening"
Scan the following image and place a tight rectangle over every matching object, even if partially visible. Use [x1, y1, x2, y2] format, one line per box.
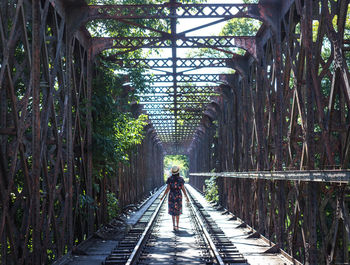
[163, 154, 189, 182]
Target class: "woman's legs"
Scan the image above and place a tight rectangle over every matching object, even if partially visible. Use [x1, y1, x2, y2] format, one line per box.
[171, 215, 180, 230]
[175, 215, 180, 229]
[172, 215, 176, 229]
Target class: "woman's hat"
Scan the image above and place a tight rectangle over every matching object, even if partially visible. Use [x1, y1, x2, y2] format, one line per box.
[171, 166, 180, 174]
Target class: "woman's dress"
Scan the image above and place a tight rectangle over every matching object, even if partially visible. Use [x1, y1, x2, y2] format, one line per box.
[166, 175, 185, 216]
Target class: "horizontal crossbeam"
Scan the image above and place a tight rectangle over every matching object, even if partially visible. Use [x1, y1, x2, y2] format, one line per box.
[93, 36, 256, 57]
[189, 170, 350, 183]
[115, 58, 230, 68]
[139, 95, 213, 102]
[145, 112, 199, 118]
[156, 130, 197, 133]
[95, 36, 254, 48]
[150, 118, 201, 122]
[142, 86, 219, 94]
[144, 103, 205, 109]
[87, 4, 260, 20]
[143, 108, 203, 112]
[145, 74, 230, 83]
[153, 122, 199, 126]
[155, 130, 196, 133]
[155, 129, 199, 132]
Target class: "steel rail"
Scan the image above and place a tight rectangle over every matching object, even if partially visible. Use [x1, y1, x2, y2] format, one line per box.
[186, 186, 225, 265]
[124, 186, 166, 265]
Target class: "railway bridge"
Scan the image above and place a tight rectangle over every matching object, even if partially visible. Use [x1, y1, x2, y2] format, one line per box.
[0, 0, 349, 264]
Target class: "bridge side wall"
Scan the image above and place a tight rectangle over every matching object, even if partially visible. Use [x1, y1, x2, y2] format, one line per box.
[189, 0, 349, 264]
[117, 131, 164, 208]
[0, 1, 164, 264]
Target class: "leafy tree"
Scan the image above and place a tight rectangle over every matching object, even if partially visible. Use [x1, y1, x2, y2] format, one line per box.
[221, 18, 261, 37]
[92, 61, 148, 178]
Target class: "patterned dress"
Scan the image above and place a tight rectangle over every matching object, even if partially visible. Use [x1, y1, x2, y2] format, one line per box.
[166, 175, 185, 216]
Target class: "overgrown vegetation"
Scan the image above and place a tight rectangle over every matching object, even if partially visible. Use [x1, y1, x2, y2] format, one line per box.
[106, 191, 121, 221]
[91, 61, 148, 178]
[204, 176, 219, 203]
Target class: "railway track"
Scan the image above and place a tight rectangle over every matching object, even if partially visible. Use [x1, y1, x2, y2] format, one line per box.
[103, 185, 248, 265]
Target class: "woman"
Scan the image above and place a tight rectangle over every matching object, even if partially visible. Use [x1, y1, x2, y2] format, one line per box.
[161, 165, 189, 231]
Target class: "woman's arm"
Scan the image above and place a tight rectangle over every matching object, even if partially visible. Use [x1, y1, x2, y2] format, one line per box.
[160, 184, 170, 200]
[181, 185, 189, 202]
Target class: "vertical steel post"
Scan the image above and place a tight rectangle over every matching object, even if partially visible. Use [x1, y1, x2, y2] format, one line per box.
[66, 28, 74, 251]
[32, 0, 41, 263]
[170, 0, 178, 148]
[87, 48, 94, 236]
[304, 2, 317, 262]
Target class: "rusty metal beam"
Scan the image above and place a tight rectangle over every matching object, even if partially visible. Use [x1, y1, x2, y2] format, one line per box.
[190, 170, 350, 183]
[92, 36, 256, 57]
[114, 58, 231, 69]
[86, 4, 261, 20]
[145, 74, 233, 83]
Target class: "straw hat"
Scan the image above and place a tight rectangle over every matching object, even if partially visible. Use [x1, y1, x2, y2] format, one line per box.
[171, 166, 180, 174]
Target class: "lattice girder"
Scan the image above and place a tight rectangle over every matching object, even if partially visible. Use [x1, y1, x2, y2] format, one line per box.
[139, 95, 214, 103]
[144, 73, 232, 83]
[92, 36, 256, 57]
[142, 86, 219, 94]
[114, 58, 230, 68]
[86, 3, 260, 20]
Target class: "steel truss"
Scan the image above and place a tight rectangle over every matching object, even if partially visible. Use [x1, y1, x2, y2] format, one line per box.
[1, 0, 350, 264]
[86, 4, 260, 20]
[93, 36, 256, 56]
[144, 74, 229, 83]
[139, 95, 213, 103]
[189, 0, 350, 264]
[115, 58, 230, 68]
[142, 86, 219, 94]
[0, 1, 163, 264]
[80, 1, 260, 147]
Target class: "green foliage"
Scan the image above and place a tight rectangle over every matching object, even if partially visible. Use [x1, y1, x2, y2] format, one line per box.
[221, 18, 262, 37]
[218, 17, 261, 56]
[92, 61, 148, 178]
[115, 113, 148, 154]
[164, 155, 189, 182]
[106, 191, 120, 221]
[204, 176, 219, 203]
[78, 194, 97, 219]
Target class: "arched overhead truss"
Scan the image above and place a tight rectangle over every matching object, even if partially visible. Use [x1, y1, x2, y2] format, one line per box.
[70, 0, 274, 154]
